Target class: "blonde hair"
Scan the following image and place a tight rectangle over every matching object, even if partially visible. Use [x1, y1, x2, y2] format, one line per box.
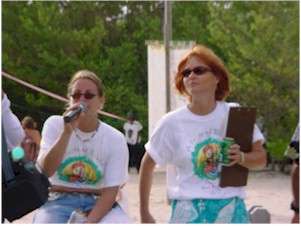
[67, 70, 104, 98]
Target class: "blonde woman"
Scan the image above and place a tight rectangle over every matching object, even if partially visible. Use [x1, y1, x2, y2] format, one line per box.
[34, 70, 130, 223]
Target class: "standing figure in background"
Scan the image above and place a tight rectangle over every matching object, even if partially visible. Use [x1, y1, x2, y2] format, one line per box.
[2, 92, 25, 151]
[21, 116, 41, 162]
[33, 70, 130, 223]
[123, 111, 143, 172]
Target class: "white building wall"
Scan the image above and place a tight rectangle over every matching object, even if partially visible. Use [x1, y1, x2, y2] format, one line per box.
[147, 41, 195, 138]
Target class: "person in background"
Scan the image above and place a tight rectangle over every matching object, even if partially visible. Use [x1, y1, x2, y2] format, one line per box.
[21, 116, 41, 161]
[285, 124, 299, 223]
[2, 92, 25, 151]
[33, 70, 130, 223]
[139, 45, 266, 223]
[123, 111, 143, 172]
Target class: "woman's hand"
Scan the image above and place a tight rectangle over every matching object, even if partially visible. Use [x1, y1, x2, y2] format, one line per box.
[141, 211, 156, 223]
[227, 140, 266, 169]
[63, 103, 86, 133]
[86, 186, 119, 223]
[227, 143, 243, 166]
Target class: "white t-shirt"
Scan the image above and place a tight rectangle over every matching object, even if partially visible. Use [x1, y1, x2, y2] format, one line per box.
[2, 94, 25, 151]
[38, 116, 129, 190]
[145, 101, 265, 200]
[123, 120, 143, 145]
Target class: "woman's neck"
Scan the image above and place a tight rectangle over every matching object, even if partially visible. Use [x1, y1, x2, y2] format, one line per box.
[78, 116, 99, 132]
[188, 95, 217, 116]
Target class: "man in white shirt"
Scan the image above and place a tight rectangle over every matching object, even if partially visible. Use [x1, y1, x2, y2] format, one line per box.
[123, 112, 143, 172]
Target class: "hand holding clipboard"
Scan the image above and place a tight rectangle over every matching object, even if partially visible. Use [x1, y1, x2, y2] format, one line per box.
[219, 107, 257, 187]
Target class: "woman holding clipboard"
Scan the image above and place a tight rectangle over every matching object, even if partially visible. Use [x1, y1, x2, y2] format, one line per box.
[139, 45, 266, 223]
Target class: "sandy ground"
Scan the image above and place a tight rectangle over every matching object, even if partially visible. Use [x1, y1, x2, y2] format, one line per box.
[11, 170, 292, 224]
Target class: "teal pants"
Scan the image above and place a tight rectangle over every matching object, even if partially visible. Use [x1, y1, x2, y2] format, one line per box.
[170, 197, 250, 223]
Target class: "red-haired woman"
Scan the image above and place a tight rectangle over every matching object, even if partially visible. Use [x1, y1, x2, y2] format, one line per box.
[139, 45, 266, 223]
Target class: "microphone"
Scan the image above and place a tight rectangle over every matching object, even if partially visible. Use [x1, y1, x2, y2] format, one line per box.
[63, 102, 87, 123]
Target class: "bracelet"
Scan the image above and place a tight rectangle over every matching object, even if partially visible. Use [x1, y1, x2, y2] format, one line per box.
[239, 152, 245, 164]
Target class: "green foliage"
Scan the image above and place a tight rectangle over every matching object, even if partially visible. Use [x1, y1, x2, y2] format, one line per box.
[2, 1, 299, 158]
[206, 1, 299, 151]
[266, 139, 289, 160]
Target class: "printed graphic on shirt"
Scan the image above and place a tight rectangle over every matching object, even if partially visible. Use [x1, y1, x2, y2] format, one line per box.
[191, 138, 223, 180]
[127, 129, 133, 139]
[57, 156, 102, 184]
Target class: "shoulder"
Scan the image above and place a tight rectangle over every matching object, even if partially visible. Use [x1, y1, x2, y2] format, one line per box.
[2, 94, 10, 111]
[154, 107, 187, 132]
[42, 115, 64, 132]
[218, 101, 240, 112]
[161, 106, 187, 124]
[100, 122, 125, 141]
[133, 120, 143, 128]
[44, 115, 63, 124]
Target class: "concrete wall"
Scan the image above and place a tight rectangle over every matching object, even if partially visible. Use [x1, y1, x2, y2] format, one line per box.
[146, 41, 195, 138]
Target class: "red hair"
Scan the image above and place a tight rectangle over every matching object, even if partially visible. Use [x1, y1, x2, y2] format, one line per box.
[175, 45, 230, 101]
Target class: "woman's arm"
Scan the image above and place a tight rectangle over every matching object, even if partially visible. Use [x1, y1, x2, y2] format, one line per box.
[139, 153, 156, 223]
[228, 140, 267, 169]
[39, 129, 72, 177]
[2, 94, 25, 150]
[86, 186, 119, 223]
[39, 107, 84, 177]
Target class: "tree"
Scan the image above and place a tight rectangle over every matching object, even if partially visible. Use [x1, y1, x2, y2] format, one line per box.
[2, 1, 298, 156]
[2, 1, 163, 141]
[207, 2, 299, 157]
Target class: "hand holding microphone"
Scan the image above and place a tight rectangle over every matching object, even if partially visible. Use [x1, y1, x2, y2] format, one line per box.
[63, 102, 87, 123]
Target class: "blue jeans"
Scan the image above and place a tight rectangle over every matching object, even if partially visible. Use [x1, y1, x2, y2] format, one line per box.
[33, 192, 128, 223]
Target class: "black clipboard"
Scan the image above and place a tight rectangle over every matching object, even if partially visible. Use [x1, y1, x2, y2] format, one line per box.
[219, 107, 256, 187]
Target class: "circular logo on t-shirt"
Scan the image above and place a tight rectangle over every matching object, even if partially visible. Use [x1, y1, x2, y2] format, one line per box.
[191, 138, 222, 180]
[57, 156, 102, 185]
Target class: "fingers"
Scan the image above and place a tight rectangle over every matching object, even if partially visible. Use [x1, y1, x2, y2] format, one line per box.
[62, 103, 86, 132]
[64, 103, 82, 115]
[227, 144, 242, 165]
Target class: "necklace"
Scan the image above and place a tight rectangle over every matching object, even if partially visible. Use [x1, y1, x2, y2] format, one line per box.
[73, 122, 100, 153]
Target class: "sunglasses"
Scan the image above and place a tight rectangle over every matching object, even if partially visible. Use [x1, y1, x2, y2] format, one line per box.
[181, 66, 211, 78]
[70, 92, 96, 100]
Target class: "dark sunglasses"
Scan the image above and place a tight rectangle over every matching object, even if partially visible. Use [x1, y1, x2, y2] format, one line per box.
[70, 92, 96, 100]
[181, 66, 211, 78]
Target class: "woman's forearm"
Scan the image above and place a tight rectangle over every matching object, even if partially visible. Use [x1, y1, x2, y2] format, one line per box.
[139, 154, 156, 215]
[86, 186, 119, 223]
[240, 141, 267, 169]
[40, 130, 72, 176]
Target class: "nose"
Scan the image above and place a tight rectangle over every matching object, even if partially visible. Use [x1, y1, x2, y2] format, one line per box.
[188, 71, 198, 79]
[78, 95, 86, 102]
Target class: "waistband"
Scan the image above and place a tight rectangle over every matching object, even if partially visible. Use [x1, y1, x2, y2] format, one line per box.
[50, 185, 101, 196]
